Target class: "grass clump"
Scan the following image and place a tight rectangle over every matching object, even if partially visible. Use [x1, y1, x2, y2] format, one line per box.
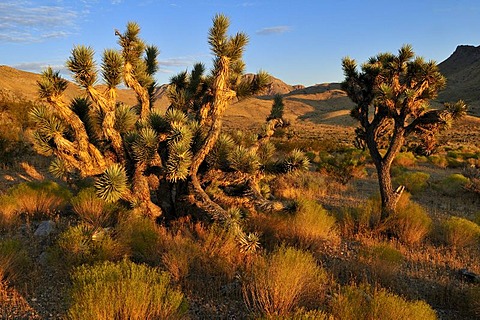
[336, 196, 382, 236]
[117, 214, 163, 265]
[68, 259, 187, 320]
[435, 173, 469, 196]
[56, 223, 125, 266]
[0, 239, 31, 284]
[331, 284, 437, 320]
[242, 246, 329, 318]
[441, 216, 480, 249]
[70, 187, 116, 228]
[289, 200, 338, 248]
[393, 171, 430, 194]
[272, 171, 326, 200]
[318, 148, 366, 184]
[6, 180, 71, 218]
[392, 194, 432, 246]
[393, 152, 416, 167]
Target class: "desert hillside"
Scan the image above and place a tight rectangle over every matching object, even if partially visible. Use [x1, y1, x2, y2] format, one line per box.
[438, 45, 480, 115]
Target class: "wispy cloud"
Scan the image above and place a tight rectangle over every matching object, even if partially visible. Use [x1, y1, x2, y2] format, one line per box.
[13, 61, 70, 75]
[256, 26, 291, 36]
[0, 1, 77, 43]
[159, 57, 196, 67]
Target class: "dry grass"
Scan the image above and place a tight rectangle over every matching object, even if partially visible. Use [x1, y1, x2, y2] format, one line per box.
[271, 170, 327, 200]
[68, 259, 187, 320]
[70, 187, 115, 228]
[242, 246, 329, 317]
[392, 194, 432, 246]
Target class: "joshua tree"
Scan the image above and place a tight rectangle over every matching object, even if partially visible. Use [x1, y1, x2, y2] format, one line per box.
[31, 15, 270, 220]
[342, 45, 466, 220]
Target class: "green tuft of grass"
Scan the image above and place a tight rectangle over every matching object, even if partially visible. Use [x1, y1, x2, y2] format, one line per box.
[68, 259, 187, 320]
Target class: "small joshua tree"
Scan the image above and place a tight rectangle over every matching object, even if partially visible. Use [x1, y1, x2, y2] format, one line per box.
[31, 15, 270, 220]
[342, 45, 466, 220]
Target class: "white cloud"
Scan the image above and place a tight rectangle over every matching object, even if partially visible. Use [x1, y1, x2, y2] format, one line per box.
[256, 26, 291, 36]
[0, 1, 77, 42]
[13, 61, 70, 76]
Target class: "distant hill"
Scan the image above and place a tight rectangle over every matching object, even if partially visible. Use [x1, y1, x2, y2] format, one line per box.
[438, 45, 480, 115]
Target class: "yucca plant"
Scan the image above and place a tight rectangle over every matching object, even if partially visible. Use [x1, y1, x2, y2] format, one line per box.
[31, 16, 270, 220]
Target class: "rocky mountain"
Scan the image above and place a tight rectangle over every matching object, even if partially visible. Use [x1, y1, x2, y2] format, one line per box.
[438, 45, 480, 115]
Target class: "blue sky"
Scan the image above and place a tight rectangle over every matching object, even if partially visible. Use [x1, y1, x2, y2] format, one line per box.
[1, 0, 479, 86]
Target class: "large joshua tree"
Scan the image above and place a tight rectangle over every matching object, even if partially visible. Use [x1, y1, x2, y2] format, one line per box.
[31, 15, 269, 219]
[342, 45, 466, 220]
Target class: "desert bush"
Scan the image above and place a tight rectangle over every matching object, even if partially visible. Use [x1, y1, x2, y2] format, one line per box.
[56, 223, 125, 266]
[273, 308, 333, 320]
[70, 187, 116, 228]
[318, 149, 366, 184]
[6, 180, 71, 218]
[288, 200, 338, 248]
[393, 152, 416, 167]
[393, 171, 430, 194]
[272, 171, 326, 200]
[392, 194, 432, 245]
[441, 216, 480, 249]
[463, 166, 480, 195]
[68, 259, 187, 320]
[330, 283, 437, 320]
[242, 246, 329, 317]
[428, 154, 448, 168]
[0, 195, 20, 229]
[116, 213, 164, 265]
[435, 173, 469, 196]
[336, 196, 382, 236]
[359, 242, 404, 281]
[0, 239, 32, 284]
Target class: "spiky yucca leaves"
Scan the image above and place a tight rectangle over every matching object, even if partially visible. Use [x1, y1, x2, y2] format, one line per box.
[166, 121, 194, 182]
[67, 46, 97, 88]
[102, 49, 123, 88]
[114, 104, 138, 133]
[130, 127, 158, 164]
[267, 94, 284, 120]
[49, 158, 71, 179]
[207, 133, 235, 170]
[282, 149, 310, 173]
[37, 67, 68, 100]
[229, 146, 261, 174]
[95, 164, 128, 203]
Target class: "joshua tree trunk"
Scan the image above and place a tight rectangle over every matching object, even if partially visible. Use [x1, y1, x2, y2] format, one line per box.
[189, 56, 236, 217]
[47, 96, 107, 176]
[123, 62, 151, 119]
[367, 123, 406, 220]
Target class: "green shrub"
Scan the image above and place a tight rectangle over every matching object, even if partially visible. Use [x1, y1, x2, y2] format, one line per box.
[0, 195, 20, 229]
[289, 200, 338, 248]
[331, 284, 437, 320]
[272, 171, 326, 201]
[57, 223, 125, 266]
[441, 216, 480, 249]
[435, 174, 469, 196]
[68, 259, 187, 320]
[392, 195, 432, 245]
[0, 239, 31, 284]
[318, 149, 366, 184]
[428, 155, 448, 168]
[393, 152, 416, 167]
[393, 171, 430, 194]
[242, 246, 329, 317]
[117, 214, 163, 265]
[71, 187, 116, 228]
[7, 180, 71, 218]
[362, 243, 403, 266]
[336, 196, 381, 236]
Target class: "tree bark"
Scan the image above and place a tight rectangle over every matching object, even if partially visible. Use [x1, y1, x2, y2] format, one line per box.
[189, 56, 235, 218]
[123, 62, 150, 120]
